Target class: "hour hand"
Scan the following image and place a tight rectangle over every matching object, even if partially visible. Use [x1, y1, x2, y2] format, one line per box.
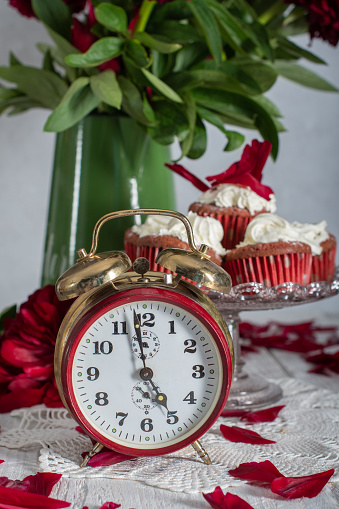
[149, 379, 169, 410]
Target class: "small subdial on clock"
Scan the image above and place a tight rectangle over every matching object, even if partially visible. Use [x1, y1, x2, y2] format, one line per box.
[131, 330, 160, 360]
[131, 381, 158, 413]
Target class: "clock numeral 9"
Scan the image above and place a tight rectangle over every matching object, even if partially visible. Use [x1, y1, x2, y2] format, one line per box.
[93, 341, 113, 355]
[87, 367, 99, 381]
[95, 392, 109, 406]
[192, 365, 205, 378]
[166, 411, 179, 425]
[140, 418, 153, 432]
[184, 339, 197, 353]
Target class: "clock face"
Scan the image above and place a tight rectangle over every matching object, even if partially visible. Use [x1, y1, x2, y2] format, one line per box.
[64, 287, 232, 456]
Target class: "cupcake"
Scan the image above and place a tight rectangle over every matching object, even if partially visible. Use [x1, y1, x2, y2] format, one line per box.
[301, 222, 337, 283]
[166, 140, 276, 250]
[124, 211, 226, 272]
[222, 213, 327, 287]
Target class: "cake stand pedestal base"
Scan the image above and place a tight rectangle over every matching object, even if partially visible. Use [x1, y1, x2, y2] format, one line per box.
[222, 313, 282, 414]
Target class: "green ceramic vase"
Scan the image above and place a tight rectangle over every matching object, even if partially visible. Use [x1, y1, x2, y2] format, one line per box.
[41, 115, 175, 286]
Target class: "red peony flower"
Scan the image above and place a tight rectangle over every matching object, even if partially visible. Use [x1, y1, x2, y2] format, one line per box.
[9, 0, 86, 18]
[284, 0, 339, 46]
[0, 285, 73, 412]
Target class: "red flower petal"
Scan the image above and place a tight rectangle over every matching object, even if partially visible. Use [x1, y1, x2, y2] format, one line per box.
[0, 388, 45, 413]
[99, 503, 121, 509]
[203, 486, 254, 508]
[229, 460, 283, 487]
[165, 163, 210, 192]
[220, 409, 248, 418]
[0, 486, 70, 508]
[0, 478, 29, 491]
[240, 405, 285, 424]
[220, 424, 276, 445]
[87, 451, 135, 467]
[271, 468, 335, 499]
[0, 461, 4, 465]
[23, 473, 62, 496]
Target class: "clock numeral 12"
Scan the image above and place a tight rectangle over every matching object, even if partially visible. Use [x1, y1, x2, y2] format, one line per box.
[136, 313, 155, 327]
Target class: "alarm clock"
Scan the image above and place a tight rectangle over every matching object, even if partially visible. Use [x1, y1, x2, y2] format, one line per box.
[54, 209, 233, 466]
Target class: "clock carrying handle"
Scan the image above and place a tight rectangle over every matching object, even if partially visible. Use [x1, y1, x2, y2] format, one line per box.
[88, 208, 209, 258]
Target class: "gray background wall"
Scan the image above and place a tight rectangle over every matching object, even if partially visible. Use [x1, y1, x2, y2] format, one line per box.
[1, 3, 338, 318]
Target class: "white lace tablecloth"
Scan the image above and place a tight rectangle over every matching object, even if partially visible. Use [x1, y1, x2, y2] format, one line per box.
[0, 376, 339, 508]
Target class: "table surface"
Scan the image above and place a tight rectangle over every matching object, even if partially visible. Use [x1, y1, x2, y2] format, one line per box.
[0, 306, 338, 509]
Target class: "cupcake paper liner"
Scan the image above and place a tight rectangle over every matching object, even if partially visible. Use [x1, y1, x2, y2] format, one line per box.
[223, 252, 313, 288]
[124, 242, 170, 273]
[311, 246, 336, 283]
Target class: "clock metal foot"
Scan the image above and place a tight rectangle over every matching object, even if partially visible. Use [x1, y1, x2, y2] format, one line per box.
[192, 440, 212, 465]
[80, 442, 104, 467]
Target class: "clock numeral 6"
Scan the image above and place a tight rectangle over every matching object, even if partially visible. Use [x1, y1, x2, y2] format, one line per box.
[87, 367, 99, 381]
[166, 411, 179, 425]
[93, 341, 113, 355]
[140, 418, 153, 432]
[95, 392, 109, 406]
[192, 365, 205, 378]
[184, 339, 197, 353]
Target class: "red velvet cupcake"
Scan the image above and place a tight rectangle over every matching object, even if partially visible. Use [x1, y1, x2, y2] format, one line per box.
[166, 140, 276, 250]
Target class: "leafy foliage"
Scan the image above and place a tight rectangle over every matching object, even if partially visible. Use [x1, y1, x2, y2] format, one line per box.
[2, 0, 337, 158]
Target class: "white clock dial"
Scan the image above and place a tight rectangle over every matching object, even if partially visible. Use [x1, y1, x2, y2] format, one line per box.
[68, 295, 226, 453]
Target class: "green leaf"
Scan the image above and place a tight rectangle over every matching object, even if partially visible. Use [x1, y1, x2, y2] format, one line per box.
[44, 77, 100, 132]
[147, 100, 189, 145]
[141, 68, 183, 103]
[152, 20, 201, 44]
[0, 66, 68, 109]
[231, 57, 278, 93]
[0, 86, 22, 101]
[125, 40, 150, 68]
[143, 94, 156, 123]
[275, 37, 326, 65]
[180, 92, 196, 159]
[184, 116, 207, 159]
[0, 305, 17, 334]
[206, 0, 249, 52]
[46, 26, 80, 58]
[43, 50, 55, 72]
[192, 88, 279, 159]
[173, 43, 209, 73]
[134, 32, 181, 54]
[65, 38, 124, 67]
[271, 61, 338, 91]
[10, 52, 22, 66]
[223, 130, 245, 151]
[32, 0, 72, 40]
[188, 0, 223, 66]
[118, 75, 154, 126]
[95, 3, 128, 33]
[2, 96, 44, 115]
[90, 70, 122, 109]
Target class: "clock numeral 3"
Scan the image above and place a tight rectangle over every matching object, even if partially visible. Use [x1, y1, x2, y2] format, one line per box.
[140, 418, 153, 432]
[166, 411, 179, 425]
[95, 392, 109, 406]
[184, 339, 197, 353]
[93, 341, 113, 355]
[192, 365, 205, 378]
[116, 412, 128, 426]
[183, 391, 197, 404]
[87, 367, 99, 381]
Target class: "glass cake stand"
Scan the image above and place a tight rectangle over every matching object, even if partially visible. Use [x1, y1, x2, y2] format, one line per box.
[205, 267, 339, 412]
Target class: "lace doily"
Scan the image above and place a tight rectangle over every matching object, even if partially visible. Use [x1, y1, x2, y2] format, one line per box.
[0, 378, 338, 494]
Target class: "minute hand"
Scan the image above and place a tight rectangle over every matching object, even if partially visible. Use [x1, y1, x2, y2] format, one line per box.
[133, 310, 147, 369]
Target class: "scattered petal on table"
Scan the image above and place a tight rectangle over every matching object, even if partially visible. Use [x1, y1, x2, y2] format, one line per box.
[0, 477, 29, 491]
[23, 472, 62, 496]
[99, 503, 121, 509]
[203, 486, 254, 508]
[0, 461, 3, 465]
[270, 468, 335, 499]
[87, 451, 136, 467]
[0, 486, 71, 508]
[220, 424, 276, 445]
[229, 460, 283, 487]
[220, 409, 248, 418]
[0, 388, 45, 413]
[240, 405, 285, 424]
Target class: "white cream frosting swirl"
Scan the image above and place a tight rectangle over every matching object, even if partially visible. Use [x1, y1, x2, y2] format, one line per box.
[237, 213, 329, 255]
[197, 183, 276, 214]
[131, 211, 226, 256]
